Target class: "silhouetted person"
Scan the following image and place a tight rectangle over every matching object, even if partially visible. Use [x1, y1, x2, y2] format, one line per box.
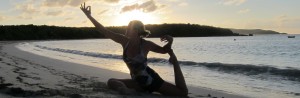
[80, 2, 188, 96]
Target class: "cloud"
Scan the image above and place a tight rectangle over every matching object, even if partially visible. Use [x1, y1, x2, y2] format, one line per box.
[243, 15, 300, 33]
[121, 4, 138, 13]
[121, 0, 161, 13]
[165, 0, 180, 2]
[42, 0, 87, 7]
[64, 17, 73, 21]
[238, 8, 250, 14]
[45, 10, 63, 16]
[82, 20, 87, 23]
[178, 2, 188, 6]
[98, 9, 109, 15]
[0, 15, 5, 21]
[275, 15, 288, 27]
[273, 15, 300, 33]
[104, 0, 120, 3]
[139, 0, 158, 12]
[69, 0, 88, 7]
[17, 14, 33, 20]
[15, 3, 40, 14]
[14, 0, 41, 20]
[220, 0, 246, 6]
[42, 0, 118, 7]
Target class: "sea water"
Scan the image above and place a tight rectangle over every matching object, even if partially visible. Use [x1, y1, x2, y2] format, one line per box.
[17, 34, 300, 98]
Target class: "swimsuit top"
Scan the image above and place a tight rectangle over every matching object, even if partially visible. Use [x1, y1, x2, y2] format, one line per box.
[123, 39, 148, 75]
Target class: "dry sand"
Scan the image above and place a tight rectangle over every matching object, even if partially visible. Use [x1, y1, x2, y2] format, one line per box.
[0, 41, 248, 98]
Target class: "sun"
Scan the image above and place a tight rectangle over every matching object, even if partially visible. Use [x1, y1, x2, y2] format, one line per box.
[115, 10, 159, 26]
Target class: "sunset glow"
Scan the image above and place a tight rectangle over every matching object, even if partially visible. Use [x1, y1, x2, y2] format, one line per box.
[0, 0, 300, 34]
[115, 10, 159, 26]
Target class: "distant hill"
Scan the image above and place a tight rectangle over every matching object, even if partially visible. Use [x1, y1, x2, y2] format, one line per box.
[144, 24, 241, 37]
[0, 24, 242, 40]
[231, 29, 284, 35]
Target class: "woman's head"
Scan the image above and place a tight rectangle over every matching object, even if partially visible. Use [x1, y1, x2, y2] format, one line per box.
[126, 20, 151, 38]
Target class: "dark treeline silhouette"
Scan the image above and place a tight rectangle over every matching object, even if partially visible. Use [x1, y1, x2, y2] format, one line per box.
[0, 24, 241, 40]
[0, 24, 102, 40]
[145, 24, 241, 37]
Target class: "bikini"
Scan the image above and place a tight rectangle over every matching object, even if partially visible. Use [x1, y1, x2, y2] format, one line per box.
[123, 39, 164, 92]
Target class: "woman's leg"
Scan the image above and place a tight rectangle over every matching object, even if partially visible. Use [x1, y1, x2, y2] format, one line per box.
[158, 81, 188, 96]
[107, 78, 143, 95]
[157, 50, 188, 96]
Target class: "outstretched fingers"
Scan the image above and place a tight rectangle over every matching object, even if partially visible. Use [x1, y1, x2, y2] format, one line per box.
[80, 2, 87, 9]
[84, 2, 85, 9]
[80, 3, 85, 10]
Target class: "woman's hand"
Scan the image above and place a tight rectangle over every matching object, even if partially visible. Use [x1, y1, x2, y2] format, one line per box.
[160, 35, 173, 43]
[160, 35, 173, 52]
[80, 2, 91, 17]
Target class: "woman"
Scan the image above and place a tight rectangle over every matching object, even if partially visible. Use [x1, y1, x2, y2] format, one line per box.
[80, 3, 188, 96]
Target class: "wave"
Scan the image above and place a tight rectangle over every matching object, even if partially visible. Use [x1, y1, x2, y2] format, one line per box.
[35, 45, 300, 82]
[35, 45, 123, 59]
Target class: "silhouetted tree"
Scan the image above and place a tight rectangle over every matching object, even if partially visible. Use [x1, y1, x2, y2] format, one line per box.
[0, 24, 241, 40]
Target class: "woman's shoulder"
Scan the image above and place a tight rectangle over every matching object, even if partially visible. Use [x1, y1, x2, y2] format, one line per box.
[142, 38, 153, 45]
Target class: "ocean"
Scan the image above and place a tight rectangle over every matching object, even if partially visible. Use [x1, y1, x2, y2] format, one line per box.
[17, 34, 300, 98]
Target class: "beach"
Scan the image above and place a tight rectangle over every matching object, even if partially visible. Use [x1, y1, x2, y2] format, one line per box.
[1, 0, 299, 97]
[0, 41, 247, 98]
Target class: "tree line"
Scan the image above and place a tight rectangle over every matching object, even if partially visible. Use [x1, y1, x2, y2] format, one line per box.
[0, 24, 242, 40]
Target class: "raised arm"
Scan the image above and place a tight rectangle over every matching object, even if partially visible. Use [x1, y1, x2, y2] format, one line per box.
[80, 2, 127, 45]
[145, 35, 173, 54]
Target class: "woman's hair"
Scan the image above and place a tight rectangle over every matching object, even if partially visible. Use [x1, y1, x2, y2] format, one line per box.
[129, 20, 151, 38]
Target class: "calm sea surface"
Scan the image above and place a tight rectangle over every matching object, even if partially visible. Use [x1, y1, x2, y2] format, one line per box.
[17, 34, 300, 98]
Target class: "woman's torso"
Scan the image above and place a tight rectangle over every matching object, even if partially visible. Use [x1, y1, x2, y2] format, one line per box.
[122, 39, 149, 74]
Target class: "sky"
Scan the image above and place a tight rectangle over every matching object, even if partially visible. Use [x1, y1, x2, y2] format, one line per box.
[0, 0, 299, 34]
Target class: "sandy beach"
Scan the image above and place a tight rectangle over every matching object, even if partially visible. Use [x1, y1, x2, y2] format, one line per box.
[0, 41, 247, 98]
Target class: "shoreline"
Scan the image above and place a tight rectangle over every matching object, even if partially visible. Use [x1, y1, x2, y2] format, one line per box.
[0, 41, 247, 98]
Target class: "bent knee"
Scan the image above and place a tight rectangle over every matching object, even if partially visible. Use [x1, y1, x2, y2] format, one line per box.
[108, 78, 117, 82]
[176, 88, 189, 96]
[107, 78, 117, 85]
